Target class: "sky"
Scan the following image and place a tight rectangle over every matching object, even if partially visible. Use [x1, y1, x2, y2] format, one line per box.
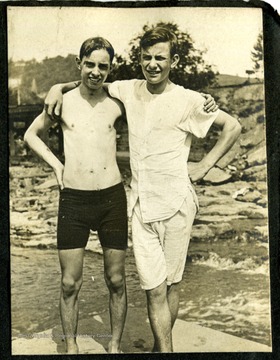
[7, 6, 264, 77]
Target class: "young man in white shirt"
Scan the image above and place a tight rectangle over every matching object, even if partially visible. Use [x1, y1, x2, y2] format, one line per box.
[44, 27, 237, 353]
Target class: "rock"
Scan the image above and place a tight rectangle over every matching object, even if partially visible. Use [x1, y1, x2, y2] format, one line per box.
[208, 223, 235, 237]
[242, 164, 267, 181]
[35, 178, 58, 190]
[191, 224, 215, 241]
[234, 188, 263, 203]
[86, 239, 103, 255]
[239, 124, 265, 149]
[257, 198, 267, 207]
[195, 214, 246, 225]
[246, 144, 267, 167]
[202, 167, 232, 184]
[254, 226, 269, 238]
[197, 195, 235, 208]
[239, 208, 268, 219]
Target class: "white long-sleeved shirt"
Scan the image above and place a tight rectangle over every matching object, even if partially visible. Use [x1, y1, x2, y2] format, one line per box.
[109, 79, 219, 222]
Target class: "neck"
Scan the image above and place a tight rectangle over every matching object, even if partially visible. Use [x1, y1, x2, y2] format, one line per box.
[146, 79, 173, 95]
[79, 83, 105, 99]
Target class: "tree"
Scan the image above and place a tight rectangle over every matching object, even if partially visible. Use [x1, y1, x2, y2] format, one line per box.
[110, 22, 217, 91]
[251, 32, 263, 71]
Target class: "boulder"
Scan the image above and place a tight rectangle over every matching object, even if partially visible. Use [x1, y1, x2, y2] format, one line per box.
[202, 167, 232, 184]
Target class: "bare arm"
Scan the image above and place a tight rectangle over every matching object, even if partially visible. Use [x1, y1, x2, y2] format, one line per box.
[44, 81, 81, 119]
[24, 111, 65, 189]
[188, 110, 241, 182]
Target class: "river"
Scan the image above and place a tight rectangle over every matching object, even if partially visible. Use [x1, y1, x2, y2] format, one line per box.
[11, 235, 271, 347]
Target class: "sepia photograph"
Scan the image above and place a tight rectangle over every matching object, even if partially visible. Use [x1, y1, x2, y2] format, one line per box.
[7, 2, 276, 355]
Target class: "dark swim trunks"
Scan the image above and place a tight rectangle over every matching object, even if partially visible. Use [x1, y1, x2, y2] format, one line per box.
[57, 183, 128, 250]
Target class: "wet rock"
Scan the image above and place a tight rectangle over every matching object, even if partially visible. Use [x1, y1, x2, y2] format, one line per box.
[191, 224, 215, 241]
[208, 223, 235, 237]
[199, 202, 256, 217]
[195, 214, 246, 225]
[198, 195, 235, 208]
[239, 208, 268, 219]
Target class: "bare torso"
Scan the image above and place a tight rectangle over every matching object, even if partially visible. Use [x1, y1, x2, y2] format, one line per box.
[61, 87, 123, 190]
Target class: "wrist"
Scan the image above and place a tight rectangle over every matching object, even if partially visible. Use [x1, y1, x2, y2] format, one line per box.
[200, 157, 215, 172]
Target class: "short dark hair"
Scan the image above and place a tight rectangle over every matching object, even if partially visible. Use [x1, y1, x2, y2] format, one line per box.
[140, 27, 178, 57]
[79, 37, 115, 63]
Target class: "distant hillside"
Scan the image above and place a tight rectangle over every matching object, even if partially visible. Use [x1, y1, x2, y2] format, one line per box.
[213, 74, 261, 88]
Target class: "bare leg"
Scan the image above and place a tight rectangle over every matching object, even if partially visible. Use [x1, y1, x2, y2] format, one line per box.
[58, 248, 84, 354]
[103, 247, 127, 353]
[167, 283, 180, 328]
[146, 281, 172, 352]
[152, 282, 180, 352]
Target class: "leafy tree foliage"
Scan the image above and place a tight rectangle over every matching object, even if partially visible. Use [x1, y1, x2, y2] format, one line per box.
[110, 22, 217, 91]
[251, 32, 263, 71]
[9, 55, 81, 105]
[9, 22, 218, 105]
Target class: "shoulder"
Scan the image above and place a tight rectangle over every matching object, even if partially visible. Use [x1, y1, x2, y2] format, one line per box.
[110, 79, 140, 90]
[63, 87, 80, 102]
[168, 85, 203, 108]
[105, 93, 125, 115]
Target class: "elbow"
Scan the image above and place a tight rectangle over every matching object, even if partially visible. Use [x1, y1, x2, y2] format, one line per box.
[23, 128, 34, 146]
[23, 129, 29, 145]
[234, 119, 242, 139]
[23, 129, 31, 145]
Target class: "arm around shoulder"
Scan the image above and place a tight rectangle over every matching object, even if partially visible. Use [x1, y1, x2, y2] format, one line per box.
[44, 81, 80, 119]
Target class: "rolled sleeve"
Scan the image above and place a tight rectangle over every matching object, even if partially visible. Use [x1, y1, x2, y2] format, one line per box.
[181, 93, 220, 138]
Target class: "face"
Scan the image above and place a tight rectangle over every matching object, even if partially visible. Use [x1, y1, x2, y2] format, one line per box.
[140, 42, 179, 88]
[76, 49, 111, 90]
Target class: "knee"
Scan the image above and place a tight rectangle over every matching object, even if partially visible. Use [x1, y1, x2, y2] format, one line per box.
[61, 276, 82, 298]
[146, 282, 167, 304]
[105, 272, 125, 294]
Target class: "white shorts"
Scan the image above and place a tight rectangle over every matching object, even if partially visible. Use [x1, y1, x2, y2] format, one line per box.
[131, 192, 197, 290]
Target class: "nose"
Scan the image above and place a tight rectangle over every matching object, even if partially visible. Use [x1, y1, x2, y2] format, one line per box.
[91, 66, 100, 76]
[147, 57, 157, 69]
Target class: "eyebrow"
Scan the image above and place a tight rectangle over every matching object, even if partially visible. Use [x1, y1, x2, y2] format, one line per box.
[84, 61, 109, 66]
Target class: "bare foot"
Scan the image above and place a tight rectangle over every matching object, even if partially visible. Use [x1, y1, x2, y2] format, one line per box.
[152, 343, 159, 353]
[66, 343, 79, 354]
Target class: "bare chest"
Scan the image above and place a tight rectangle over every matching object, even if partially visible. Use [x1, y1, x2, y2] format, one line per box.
[61, 97, 121, 136]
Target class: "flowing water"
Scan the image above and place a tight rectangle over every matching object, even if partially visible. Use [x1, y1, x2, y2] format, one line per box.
[11, 236, 271, 347]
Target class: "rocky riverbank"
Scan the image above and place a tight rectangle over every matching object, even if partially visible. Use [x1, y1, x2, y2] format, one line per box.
[10, 158, 268, 264]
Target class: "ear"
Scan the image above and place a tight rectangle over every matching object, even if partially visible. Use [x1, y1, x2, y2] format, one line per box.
[75, 56, 82, 70]
[171, 54, 180, 69]
[109, 63, 114, 74]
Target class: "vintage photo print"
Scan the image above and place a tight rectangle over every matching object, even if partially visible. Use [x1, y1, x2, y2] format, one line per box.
[6, 2, 278, 356]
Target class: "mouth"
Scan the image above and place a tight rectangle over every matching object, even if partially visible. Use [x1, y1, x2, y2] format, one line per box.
[89, 77, 102, 84]
[147, 71, 160, 77]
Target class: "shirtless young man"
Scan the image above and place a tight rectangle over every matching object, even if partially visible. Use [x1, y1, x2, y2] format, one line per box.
[24, 37, 128, 354]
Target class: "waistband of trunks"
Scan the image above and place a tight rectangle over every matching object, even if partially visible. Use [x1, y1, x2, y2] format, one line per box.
[60, 182, 124, 198]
